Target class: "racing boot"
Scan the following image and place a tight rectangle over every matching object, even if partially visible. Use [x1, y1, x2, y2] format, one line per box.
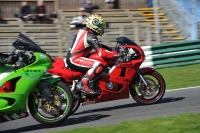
[77, 75, 96, 95]
[77, 64, 105, 95]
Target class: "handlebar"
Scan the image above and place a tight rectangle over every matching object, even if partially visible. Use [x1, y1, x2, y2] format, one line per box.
[116, 45, 141, 62]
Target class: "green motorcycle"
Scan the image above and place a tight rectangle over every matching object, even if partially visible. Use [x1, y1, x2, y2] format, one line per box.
[0, 33, 74, 125]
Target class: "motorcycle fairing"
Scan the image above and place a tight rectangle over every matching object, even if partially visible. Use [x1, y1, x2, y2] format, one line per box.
[140, 67, 155, 74]
[0, 33, 53, 123]
[48, 58, 83, 82]
[94, 64, 141, 103]
[0, 53, 51, 113]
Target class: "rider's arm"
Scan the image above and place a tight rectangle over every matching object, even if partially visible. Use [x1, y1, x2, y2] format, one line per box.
[87, 33, 118, 59]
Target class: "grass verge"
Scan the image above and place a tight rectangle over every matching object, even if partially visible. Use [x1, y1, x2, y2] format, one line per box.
[52, 113, 200, 133]
[157, 64, 200, 89]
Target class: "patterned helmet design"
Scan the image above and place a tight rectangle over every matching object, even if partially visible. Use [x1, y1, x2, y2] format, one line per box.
[86, 14, 106, 36]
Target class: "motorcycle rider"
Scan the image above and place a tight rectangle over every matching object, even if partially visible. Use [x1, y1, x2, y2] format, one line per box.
[66, 14, 118, 95]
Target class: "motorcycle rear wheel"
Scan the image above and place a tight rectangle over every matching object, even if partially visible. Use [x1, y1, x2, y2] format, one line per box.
[28, 81, 74, 125]
[130, 71, 165, 105]
[71, 99, 81, 115]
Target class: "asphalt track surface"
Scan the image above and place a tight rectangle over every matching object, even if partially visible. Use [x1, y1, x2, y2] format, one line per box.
[0, 87, 200, 133]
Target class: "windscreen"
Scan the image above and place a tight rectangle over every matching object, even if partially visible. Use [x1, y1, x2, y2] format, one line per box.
[116, 37, 138, 46]
[12, 33, 46, 53]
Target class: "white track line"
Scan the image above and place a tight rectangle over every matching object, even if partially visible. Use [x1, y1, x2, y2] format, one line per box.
[166, 86, 200, 92]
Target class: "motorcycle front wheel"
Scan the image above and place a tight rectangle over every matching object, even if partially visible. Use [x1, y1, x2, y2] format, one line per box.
[130, 71, 166, 105]
[28, 81, 74, 125]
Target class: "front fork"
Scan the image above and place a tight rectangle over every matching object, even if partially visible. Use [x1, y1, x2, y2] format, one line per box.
[38, 82, 54, 104]
[36, 77, 60, 105]
[137, 70, 153, 92]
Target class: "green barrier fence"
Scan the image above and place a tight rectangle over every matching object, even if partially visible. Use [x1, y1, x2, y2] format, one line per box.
[151, 40, 200, 69]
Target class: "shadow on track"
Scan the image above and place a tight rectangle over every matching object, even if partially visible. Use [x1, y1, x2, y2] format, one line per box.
[72, 97, 185, 115]
[0, 97, 185, 133]
[157, 97, 185, 104]
[0, 114, 111, 133]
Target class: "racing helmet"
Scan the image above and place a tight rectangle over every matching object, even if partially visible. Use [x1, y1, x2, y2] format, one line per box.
[86, 14, 106, 36]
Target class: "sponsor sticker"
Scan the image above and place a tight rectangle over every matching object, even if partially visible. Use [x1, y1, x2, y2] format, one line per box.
[11, 114, 20, 120]
[40, 54, 47, 58]
[20, 113, 27, 118]
[3, 115, 12, 121]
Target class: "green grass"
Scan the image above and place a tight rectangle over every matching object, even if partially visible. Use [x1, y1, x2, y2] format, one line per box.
[52, 113, 200, 133]
[157, 64, 200, 89]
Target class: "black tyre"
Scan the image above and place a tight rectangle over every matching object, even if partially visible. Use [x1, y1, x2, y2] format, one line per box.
[28, 81, 74, 125]
[71, 99, 81, 115]
[130, 71, 165, 105]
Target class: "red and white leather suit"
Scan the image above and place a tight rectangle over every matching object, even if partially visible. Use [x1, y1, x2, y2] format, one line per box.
[66, 29, 117, 94]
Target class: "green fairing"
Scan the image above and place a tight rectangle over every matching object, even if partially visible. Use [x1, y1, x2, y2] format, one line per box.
[31, 77, 61, 92]
[0, 52, 56, 113]
[40, 77, 60, 84]
[0, 34, 73, 125]
[0, 65, 11, 74]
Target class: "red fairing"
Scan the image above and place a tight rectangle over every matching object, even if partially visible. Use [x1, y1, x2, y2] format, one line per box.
[0, 81, 12, 93]
[97, 48, 118, 59]
[95, 66, 135, 103]
[140, 67, 155, 74]
[48, 58, 83, 82]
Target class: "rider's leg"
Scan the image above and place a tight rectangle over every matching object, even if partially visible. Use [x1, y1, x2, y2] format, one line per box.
[81, 62, 105, 94]
[67, 57, 105, 94]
